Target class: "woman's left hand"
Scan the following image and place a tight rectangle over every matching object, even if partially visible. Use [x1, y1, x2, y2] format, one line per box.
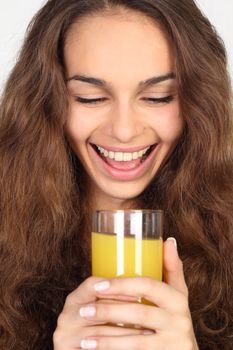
[79, 238, 199, 350]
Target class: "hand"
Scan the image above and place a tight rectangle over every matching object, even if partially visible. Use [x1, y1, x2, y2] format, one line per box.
[53, 278, 147, 350]
[53, 238, 199, 350]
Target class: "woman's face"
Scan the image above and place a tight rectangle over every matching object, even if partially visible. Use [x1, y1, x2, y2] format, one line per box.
[64, 10, 184, 207]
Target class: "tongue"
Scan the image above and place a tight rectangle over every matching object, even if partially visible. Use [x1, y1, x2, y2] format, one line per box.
[104, 157, 142, 170]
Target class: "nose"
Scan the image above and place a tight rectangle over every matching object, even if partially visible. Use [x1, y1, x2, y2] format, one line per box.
[108, 102, 144, 143]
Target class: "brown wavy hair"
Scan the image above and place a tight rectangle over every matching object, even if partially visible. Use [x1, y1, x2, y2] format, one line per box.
[0, 0, 232, 349]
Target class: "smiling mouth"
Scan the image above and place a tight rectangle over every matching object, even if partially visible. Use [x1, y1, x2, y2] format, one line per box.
[91, 143, 157, 164]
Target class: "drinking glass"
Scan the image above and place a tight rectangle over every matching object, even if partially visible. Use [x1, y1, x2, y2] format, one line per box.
[92, 209, 163, 281]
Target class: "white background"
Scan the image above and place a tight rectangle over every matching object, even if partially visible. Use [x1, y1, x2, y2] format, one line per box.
[0, 0, 232, 93]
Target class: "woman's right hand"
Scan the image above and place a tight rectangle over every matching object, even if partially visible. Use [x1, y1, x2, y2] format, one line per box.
[53, 276, 147, 350]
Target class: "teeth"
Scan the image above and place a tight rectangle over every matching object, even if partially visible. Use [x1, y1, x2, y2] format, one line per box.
[108, 151, 114, 159]
[138, 150, 144, 157]
[123, 153, 132, 161]
[115, 152, 123, 161]
[96, 145, 150, 162]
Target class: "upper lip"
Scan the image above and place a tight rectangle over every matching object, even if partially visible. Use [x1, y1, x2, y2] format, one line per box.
[91, 143, 156, 152]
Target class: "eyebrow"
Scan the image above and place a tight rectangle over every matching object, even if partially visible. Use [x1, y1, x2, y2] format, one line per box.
[66, 72, 176, 89]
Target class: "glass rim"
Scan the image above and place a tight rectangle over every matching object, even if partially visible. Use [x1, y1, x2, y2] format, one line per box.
[93, 209, 163, 214]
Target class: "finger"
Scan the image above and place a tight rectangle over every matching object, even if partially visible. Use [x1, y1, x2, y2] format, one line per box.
[60, 277, 111, 325]
[93, 277, 183, 310]
[76, 299, 140, 327]
[84, 324, 152, 337]
[96, 298, 139, 306]
[54, 323, 150, 349]
[64, 277, 138, 310]
[96, 294, 139, 302]
[163, 238, 188, 296]
[61, 296, 138, 328]
[79, 302, 170, 330]
[80, 334, 159, 350]
[63, 277, 110, 308]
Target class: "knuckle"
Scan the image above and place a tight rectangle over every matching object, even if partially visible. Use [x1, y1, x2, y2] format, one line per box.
[79, 276, 94, 293]
[56, 312, 66, 328]
[64, 276, 98, 306]
[143, 277, 155, 290]
[65, 290, 76, 306]
[85, 275, 102, 289]
[85, 275, 96, 286]
[53, 328, 64, 348]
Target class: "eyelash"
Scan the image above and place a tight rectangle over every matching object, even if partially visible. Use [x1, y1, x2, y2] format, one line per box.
[74, 95, 174, 105]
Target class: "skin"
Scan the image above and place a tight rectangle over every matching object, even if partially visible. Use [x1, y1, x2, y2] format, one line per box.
[55, 9, 199, 350]
[64, 9, 183, 210]
[53, 240, 199, 350]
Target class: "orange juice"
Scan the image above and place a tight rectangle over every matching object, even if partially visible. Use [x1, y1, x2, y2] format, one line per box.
[92, 232, 163, 280]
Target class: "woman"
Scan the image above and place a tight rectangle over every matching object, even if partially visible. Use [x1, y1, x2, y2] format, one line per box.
[0, 0, 232, 349]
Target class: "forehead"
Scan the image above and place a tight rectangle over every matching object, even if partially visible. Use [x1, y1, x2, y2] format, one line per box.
[64, 10, 174, 83]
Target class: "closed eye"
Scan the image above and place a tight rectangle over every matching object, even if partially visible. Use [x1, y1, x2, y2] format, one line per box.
[142, 96, 174, 104]
[74, 97, 107, 104]
[74, 95, 174, 105]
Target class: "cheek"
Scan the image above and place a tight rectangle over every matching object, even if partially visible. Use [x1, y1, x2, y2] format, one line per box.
[153, 103, 184, 143]
[64, 118, 82, 147]
[64, 106, 96, 145]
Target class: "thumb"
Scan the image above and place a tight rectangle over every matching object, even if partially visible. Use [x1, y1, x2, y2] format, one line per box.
[163, 237, 188, 296]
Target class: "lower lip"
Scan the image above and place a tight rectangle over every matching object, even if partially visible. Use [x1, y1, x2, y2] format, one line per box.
[89, 144, 159, 181]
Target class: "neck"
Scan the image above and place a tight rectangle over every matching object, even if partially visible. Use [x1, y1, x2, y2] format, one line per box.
[93, 193, 136, 211]
[89, 187, 138, 211]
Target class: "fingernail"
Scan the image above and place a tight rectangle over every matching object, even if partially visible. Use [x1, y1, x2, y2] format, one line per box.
[167, 237, 177, 249]
[94, 280, 110, 291]
[80, 339, 97, 349]
[80, 306, 96, 318]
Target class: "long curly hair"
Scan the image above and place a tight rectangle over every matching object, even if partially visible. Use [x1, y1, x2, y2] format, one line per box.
[0, 0, 232, 349]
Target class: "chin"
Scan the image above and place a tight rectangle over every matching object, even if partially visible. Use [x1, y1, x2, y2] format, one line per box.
[97, 182, 148, 202]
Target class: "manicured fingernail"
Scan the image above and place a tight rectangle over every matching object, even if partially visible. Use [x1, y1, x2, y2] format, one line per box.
[94, 280, 110, 291]
[80, 339, 97, 349]
[167, 237, 177, 249]
[80, 306, 96, 318]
